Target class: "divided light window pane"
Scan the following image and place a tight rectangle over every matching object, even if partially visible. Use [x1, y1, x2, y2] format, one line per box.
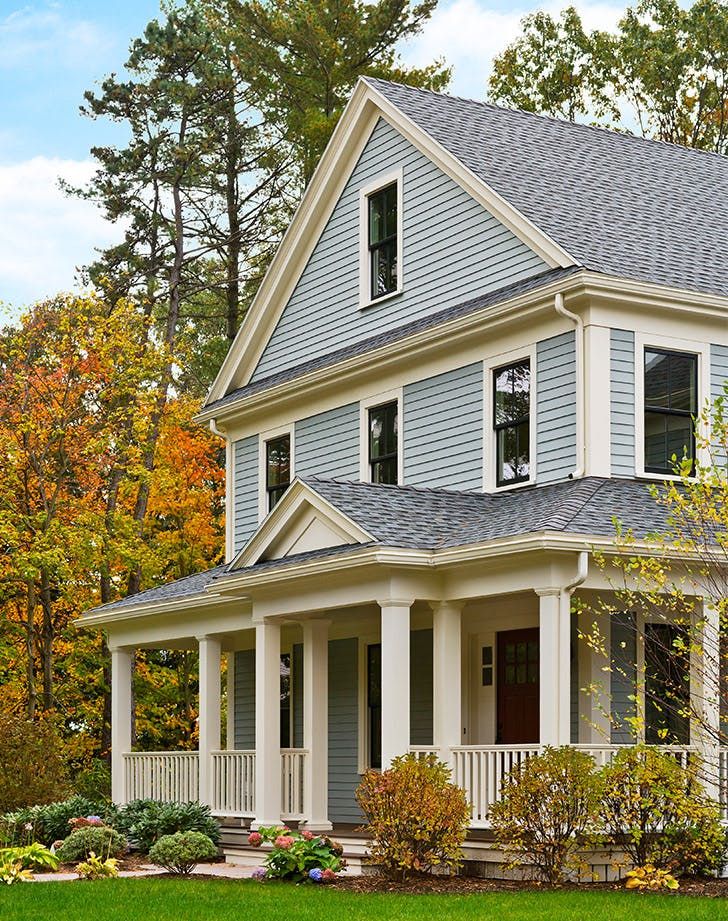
[643, 348, 697, 474]
[493, 359, 530, 487]
[266, 434, 290, 511]
[368, 401, 398, 484]
[368, 183, 398, 300]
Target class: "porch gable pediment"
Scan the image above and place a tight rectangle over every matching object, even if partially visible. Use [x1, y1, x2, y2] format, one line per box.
[231, 479, 375, 569]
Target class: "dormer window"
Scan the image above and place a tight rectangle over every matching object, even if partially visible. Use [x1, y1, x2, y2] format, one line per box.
[494, 359, 531, 487]
[359, 169, 402, 308]
[368, 183, 398, 300]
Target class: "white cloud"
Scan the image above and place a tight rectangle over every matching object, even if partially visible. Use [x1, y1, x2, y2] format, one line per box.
[402, 0, 626, 98]
[0, 4, 113, 71]
[0, 157, 121, 311]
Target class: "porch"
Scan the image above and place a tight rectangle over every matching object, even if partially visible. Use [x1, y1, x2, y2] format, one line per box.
[111, 574, 727, 830]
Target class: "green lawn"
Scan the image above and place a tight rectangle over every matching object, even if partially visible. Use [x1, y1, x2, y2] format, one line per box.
[1, 878, 728, 921]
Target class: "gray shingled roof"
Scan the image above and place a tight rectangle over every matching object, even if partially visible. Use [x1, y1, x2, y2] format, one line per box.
[366, 77, 728, 299]
[89, 564, 228, 614]
[204, 266, 577, 413]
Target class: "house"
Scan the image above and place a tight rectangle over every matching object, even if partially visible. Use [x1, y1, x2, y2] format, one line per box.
[81, 78, 728, 865]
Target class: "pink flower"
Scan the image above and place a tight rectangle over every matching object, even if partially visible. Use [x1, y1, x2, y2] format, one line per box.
[322, 868, 337, 882]
[274, 835, 295, 850]
[301, 830, 314, 841]
[248, 832, 262, 847]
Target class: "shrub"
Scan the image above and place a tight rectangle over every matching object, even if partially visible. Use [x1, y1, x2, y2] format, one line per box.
[248, 826, 345, 882]
[114, 800, 219, 853]
[56, 826, 125, 863]
[74, 760, 112, 803]
[356, 754, 470, 880]
[2, 795, 107, 847]
[0, 711, 70, 813]
[625, 865, 679, 891]
[76, 853, 119, 879]
[148, 832, 217, 875]
[0, 843, 59, 871]
[489, 746, 602, 885]
[0, 857, 32, 885]
[599, 746, 726, 875]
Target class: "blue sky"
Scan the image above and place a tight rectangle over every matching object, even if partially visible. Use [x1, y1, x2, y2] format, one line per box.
[0, 0, 628, 312]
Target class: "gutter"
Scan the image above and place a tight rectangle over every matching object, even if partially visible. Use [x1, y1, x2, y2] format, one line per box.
[554, 292, 586, 478]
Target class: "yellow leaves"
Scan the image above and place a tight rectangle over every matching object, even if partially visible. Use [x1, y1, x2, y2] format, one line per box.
[625, 865, 679, 891]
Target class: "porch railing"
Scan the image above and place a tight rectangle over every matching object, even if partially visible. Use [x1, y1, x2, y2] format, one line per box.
[280, 748, 307, 821]
[123, 751, 199, 803]
[451, 745, 540, 828]
[211, 750, 256, 817]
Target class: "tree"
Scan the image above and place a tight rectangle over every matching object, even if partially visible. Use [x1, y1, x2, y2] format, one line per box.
[489, 0, 728, 155]
[489, 7, 616, 122]
[214, 0, 451, 189]
[575, 387, 728, 787]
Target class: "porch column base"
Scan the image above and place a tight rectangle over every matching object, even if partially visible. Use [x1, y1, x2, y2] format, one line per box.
[300, 820, 334, 833]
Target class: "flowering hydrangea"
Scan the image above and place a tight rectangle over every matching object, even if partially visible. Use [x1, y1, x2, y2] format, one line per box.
[251, 867, 267, 880]
[301, 830, 314, 841]
[248, 832, 262, 847]
[308, 868, 323, 882]
[250, 825, 345, 882]
[322, 868, 336, 882]
[274, 835, 295, 850]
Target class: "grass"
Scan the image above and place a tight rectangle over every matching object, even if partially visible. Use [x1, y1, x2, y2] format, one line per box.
[2, 878, 728, 921]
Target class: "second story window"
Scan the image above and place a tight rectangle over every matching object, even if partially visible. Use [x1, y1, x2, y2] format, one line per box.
[266, 433, 290, 511]
[644, 348, 697, 475]
[368, 183, 398, 300]
[494, 359, 530, 487]
[369, 401, 398, 484]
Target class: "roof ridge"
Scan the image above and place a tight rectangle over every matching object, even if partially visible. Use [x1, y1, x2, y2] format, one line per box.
[544, 477, 608, 531]
[364, 76, 728, 165]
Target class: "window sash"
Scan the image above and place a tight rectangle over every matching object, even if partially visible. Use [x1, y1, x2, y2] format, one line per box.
[493, 360, 530, 487]
[369, 401, 398, 484]
[266, 434, 290, 511]
[367, 183, 398, 299]
[643, 348, 697, 475]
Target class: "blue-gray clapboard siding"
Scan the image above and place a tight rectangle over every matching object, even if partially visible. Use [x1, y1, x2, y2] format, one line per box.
[292, 643, 303, 748]
[251, 117, 548, 382]
[536, 331, 577, 482]
[295, 403, 360, 481]
[233, 649, 255, 749]
[410, 629, 433, 746]
[610, 612, 637, 744]
[610, 329, 636, 477]
[328, 637, 361, 823]
[233, 436, 259, 553]
[403, 364, 483, 490]
[711, 344, 728, 468]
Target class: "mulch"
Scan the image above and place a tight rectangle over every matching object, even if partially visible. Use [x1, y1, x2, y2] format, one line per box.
[335, 873, 728, 898]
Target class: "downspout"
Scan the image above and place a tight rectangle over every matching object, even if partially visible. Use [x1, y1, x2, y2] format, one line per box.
[554, 292, 586, 479]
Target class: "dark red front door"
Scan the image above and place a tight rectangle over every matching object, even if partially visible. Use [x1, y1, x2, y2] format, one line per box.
[497, 628, 539, 744]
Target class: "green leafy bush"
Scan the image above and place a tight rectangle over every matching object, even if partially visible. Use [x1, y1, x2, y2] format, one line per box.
[148, 831, 217, 875]
[114, 800, 219, 853]
[489, 746, 602, 884]
[247, 826, 345, 882]
[56, 826, 125, 863]
[0, 843, 59, 871]
[76, 853, 119, 879]
[2, 795, 107, 847]
[0, 711, 70, 813]
[356, 754, 470, 879]
[599, 746, 727, 875]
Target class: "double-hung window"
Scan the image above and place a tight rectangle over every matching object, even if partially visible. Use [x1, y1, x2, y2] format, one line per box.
[644, 348, 697, 475]
[494, 359, 531, 487]
[368, 401, 398, 484]
[265, 433, 291, 511]
[367, 183, 398, 301]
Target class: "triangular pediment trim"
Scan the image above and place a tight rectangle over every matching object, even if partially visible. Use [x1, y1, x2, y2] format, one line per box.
[230, 479, 376, 569]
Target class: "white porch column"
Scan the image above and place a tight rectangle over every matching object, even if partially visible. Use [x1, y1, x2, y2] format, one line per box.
[380, 599, 412, 768]
[301, 619, 332, 831]
[537, 589, 571, 746]
[252, 620, 281, 827]
[197, 635, 222, 806]
[432, 601, 462, 763]
[110, 645, 133, 805]
[696, 599, 721, 801]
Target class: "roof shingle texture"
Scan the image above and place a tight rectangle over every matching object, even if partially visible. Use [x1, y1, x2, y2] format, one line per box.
[90, 477, 671, 614]
[366, 77, 728, 298]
